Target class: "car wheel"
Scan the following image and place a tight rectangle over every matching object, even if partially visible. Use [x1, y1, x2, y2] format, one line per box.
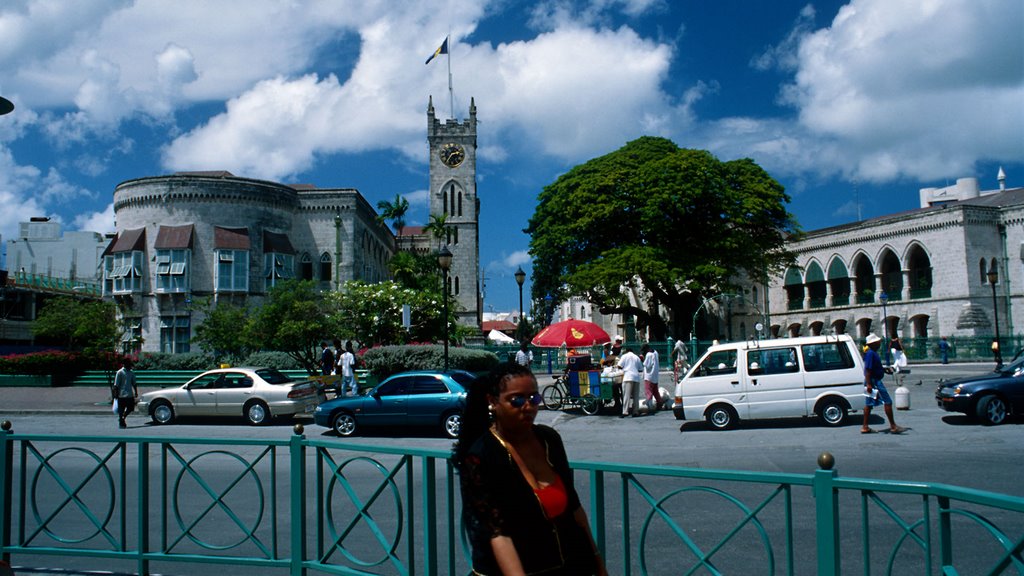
[151, 400, 175, 425]
[333, 412, 357, 437]
[818, 398, 848, 427]
[442, 411, 462, 439]
[705, 404, 737, 430]
[542, 385, 564, 411]
[976, 395, 1008, 425]
[580, 394, 600, 415]
[245, 400, 271, 426]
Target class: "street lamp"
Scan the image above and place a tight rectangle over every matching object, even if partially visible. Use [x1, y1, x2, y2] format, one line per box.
[0, 97, 13, 116]
[438, 246, 453, 371]
[514, 266, 526, 327]
[879, 290, 890, 366]
[987, 268, 1002, 369]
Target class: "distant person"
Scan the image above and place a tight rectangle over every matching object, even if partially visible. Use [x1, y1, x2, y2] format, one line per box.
[861, 334, 905, 435]
[320, 341, 335, 377]
[616, 347, 643, 418]
[890, 336, 906, 372]
[641, 343, 661, 411]
[338, 341, 357, 396]
[939, 337, 950, 364]
[453, 363, 607, 575]
[113, 359, 138, 429]
[610, 337, 622, 358]
[515, 341, 533, 368]
[672, 338, 690, 381]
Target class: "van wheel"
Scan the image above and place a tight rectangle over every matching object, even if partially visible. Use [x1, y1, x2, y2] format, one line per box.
[818, 398, 848, 427]
[705, 404, 737, 430]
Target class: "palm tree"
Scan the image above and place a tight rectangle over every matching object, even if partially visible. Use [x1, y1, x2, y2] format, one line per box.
[376, 194, 410, 237]
[423, 213, 450, 249]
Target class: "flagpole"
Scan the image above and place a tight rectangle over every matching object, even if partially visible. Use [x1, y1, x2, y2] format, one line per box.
[447, 34, 454, 119]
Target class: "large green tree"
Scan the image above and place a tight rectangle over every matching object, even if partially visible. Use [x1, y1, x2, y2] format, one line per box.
[526, 136, 799, 339]
[192, 299, 252, 362]
[32, 296, 121, 355]
[246, 280, 335, 374]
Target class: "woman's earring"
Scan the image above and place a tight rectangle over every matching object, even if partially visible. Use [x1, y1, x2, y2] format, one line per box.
[487, 404, 495, 420]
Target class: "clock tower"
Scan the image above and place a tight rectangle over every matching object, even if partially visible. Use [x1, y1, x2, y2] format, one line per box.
[427, 96, 480, 327]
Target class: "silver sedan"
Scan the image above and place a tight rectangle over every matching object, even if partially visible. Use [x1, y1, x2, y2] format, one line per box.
[138, 367, 322, 425]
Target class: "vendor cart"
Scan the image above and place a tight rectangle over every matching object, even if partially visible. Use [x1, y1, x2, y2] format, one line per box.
[541, 368, 619, 415]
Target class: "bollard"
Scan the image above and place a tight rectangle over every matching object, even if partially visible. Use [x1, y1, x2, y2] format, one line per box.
[895, 384, 910, 410]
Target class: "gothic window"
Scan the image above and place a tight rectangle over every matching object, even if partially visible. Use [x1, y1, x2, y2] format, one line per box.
[320, 252, 332, 282]
[990, 258, 999, 283]
[458, 191, 463, 216]
[300, 253, 313, 280]
[979, 258, 987, 284]
[454, 275, 460, 295]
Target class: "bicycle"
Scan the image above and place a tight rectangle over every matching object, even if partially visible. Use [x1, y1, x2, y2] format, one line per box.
[542, 372, 601, 415]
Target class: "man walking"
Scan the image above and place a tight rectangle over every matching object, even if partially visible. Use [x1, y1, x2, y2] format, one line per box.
[113, 359, 138, 429]
[861, 334, 905, 434]
[641, 343, 661, 411]
[617, 347, 643, 418]
[338, 341, 358, 396]
[320, 341, 335, 376]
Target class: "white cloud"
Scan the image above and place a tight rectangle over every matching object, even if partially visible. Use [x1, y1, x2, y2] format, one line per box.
[74, 202, 115, 234]
[504, 250, 531, 268]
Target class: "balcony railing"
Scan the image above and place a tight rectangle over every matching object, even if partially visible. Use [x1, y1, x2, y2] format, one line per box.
[910, 287, 932, 299]
[831, 294, 850, 307]
[808, 297, 827, 309]
[787, 299, 803, 311]
[2, 428, 1023, 575]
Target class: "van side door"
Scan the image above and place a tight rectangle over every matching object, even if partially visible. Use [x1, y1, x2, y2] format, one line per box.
[800, 340, 863, 408]
[744, 346, 807, 419]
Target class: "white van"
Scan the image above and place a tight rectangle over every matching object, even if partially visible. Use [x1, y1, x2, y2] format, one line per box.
[673, 335, 865, 429]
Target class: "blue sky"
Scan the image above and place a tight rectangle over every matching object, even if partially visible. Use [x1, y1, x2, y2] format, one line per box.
[0, 0, 1021, 313]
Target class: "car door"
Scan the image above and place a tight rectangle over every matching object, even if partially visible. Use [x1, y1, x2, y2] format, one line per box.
[214, 372, 255, 416]
[406, 376, 455, 426]
[364, 376, 411, 425]
[683, 348, 746, 419]
[182, 373, 222, 416]
[744, 346, 807, 419]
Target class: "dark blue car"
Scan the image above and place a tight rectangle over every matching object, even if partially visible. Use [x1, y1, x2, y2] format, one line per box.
[935, 356, 1024, 425]
[313, 370, 475, 438]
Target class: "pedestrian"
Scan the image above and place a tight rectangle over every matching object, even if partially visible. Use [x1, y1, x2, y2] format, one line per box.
[939, 337, 950, 364]
[672, 338, 690, 381]
[319, 341, 335, 377]
[641, 343, 661, 411]
[616, 347, 643, 418]
[514, 341, 533, 368]
[113, 359, 138, 429]
[861, 334, 905, 435]
[453, 363, 608, 576]
[890, 336, 906, 372]
[610, 337, 622, 358]
[338, 341, 357, 396]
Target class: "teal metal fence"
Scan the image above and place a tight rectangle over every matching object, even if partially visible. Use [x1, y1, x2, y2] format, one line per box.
[2, 424, 1022, 575]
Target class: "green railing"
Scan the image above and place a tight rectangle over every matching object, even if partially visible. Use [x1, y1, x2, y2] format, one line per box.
[2, 425, 1022, 575]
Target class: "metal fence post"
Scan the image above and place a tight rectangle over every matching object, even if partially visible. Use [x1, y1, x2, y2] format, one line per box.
[813, 453, 840, 576]
[0, 422, 12, 565]
[290, 426, 307, 576]
[137, 441, 150, 576]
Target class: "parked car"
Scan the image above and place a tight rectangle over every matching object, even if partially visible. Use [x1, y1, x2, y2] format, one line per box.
[138, 367, 322, 426]
[935, 357, 1024, 425]
[673, 335, 865, 429]
[313, 370, 475, 438]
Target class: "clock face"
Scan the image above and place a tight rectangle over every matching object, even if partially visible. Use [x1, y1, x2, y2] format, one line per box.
[439, 143, 465, 168]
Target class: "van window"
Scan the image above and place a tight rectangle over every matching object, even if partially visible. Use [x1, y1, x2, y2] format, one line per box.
[748, 348, 799, 375]
[801, 342, 855, 372]
[693, 350, 738, 377]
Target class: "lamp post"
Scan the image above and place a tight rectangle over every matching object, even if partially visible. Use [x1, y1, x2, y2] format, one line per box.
[514, 266, 526, 328]
[988, 268, 1002, 369]
[879, 290, 890, 366]
[0, 97, 13, 116]
[438, 246, 453, 371]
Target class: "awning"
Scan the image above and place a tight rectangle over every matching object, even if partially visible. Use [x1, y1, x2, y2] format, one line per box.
[155, 224, 194, 250]
[104, 228, 146, 255]
[214, 226, 250, 250]
[263, 230, 295, 254]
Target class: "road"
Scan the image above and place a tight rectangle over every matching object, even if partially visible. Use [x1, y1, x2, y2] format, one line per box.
[2, 363, 1022, 575]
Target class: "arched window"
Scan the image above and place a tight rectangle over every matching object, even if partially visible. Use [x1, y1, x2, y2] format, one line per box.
[879, 248, 902, 301]
[827, 257, 851, 306]
[458, 191, 463, 216]
[906, 244, 932, 299]
[454, 275, 461, 295]
[320, 252, 332, 282]
[853, 254, 875, 304]
[784, 267, 803, 310]
[300, 253, 313, 280]
[443, 188, 448, 215]
[990, 258, 999, 283]
[980, 258, 987, 284]
[805, 261, 826, 308]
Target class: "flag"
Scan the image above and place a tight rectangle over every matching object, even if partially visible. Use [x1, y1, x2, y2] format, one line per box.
[425, 36, 448, 65]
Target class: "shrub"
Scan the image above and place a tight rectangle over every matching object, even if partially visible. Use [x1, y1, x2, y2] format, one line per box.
[241, 351, 304, 370]
[0, 350, 128, 375]
[361, 344, 499, 379]
[135, 352, 217, 370]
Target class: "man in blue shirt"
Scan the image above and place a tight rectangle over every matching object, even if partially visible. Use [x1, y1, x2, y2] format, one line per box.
[861, 334, 905, 434]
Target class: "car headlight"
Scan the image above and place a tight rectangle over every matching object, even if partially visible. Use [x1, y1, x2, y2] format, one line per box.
[314, 406, 323, 413]
[953, 385, 965, 395]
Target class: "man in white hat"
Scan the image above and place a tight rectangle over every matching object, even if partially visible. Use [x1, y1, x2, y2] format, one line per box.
[861, 333, 905, 434]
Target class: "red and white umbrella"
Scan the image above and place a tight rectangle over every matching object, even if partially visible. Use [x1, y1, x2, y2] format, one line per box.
[531, 319, 611, 348]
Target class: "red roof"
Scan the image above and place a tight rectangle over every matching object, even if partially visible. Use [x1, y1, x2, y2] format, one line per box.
[482, 320, 517, 332]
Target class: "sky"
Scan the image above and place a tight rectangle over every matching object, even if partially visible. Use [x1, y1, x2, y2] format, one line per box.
[0, 0, 1021, 314]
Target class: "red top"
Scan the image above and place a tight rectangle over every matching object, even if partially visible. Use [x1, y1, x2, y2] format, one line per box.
[533, 474, 568, 518]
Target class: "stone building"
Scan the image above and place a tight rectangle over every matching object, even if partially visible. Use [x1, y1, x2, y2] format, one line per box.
[759, 172, 1022, 345]
[104, 98, 482, 354]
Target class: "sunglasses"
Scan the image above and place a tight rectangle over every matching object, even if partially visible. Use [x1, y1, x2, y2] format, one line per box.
[507, 393, 543, 408]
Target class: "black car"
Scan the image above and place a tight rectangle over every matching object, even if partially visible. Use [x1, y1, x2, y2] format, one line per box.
[935, 357, 1024, 424]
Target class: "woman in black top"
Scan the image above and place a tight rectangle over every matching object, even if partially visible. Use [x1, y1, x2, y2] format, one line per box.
[453, 363, 607, 575]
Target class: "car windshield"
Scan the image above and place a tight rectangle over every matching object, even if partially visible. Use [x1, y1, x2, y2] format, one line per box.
[255, 368, 294, 385]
